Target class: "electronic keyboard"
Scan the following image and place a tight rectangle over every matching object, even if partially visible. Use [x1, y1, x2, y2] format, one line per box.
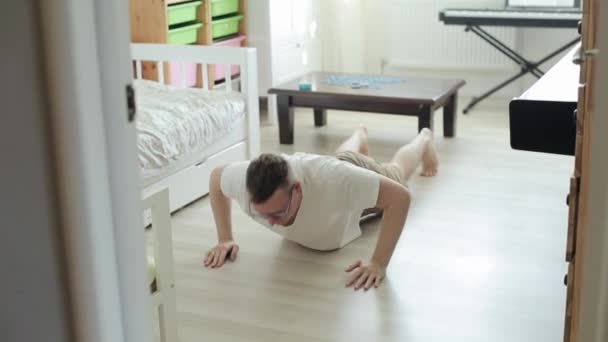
[439, 8, 581, 28]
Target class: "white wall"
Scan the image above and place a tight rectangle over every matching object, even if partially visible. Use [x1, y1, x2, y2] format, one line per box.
[321, 0, 581, 100]
[0, 2, 73, 342]
[517, 27, 580, 90]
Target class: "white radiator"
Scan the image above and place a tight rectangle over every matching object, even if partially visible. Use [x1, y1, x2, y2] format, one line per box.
[383, 0, 518, 71]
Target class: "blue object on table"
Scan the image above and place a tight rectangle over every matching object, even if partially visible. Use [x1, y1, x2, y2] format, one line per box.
[322, 75, 404, 89]
[298, 82, 312, 91]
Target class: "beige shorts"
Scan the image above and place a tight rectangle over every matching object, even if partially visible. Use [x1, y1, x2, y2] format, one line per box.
[335, 151, 406, 186]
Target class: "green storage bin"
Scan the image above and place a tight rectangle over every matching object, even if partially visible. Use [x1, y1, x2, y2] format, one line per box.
[168, 22, 203, 44]
[211, 0, 239, 18]
[212, 14, 244, 40]
[167, 1, 203, 26]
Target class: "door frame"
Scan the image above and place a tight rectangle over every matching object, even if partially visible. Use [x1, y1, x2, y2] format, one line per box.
[577, 1, 608, 341]
[39, 1, 150, 341]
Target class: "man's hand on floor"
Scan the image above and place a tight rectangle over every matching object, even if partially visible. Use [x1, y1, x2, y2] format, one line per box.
[204, 240, 239, 268]
[345, 259, 386, 290]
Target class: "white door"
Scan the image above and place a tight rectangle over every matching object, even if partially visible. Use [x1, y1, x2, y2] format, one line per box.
[271, 0, 321, 85]
[39, 1, 150, 342]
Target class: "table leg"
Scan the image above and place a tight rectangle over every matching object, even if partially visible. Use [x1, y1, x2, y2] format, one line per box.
[267, 94, 278, 126]
[314, 108, 327, 127]
[418, 105, 434, 133]
[277, 95, 294, 145]
[443, 93, 457, 137]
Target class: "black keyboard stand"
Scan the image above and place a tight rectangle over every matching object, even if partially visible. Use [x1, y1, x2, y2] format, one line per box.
[462, 24, 579, 114]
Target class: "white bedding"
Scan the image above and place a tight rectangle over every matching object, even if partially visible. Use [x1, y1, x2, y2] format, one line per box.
[135, 79, 246, 183]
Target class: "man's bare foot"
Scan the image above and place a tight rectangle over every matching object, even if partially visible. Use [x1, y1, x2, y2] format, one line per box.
[336, 125, 371, 155]
[420, 128, 438, 177]
[357, 125, 370, 156]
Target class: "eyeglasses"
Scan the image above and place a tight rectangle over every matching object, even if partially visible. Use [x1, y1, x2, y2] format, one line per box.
[250, 185, 295, 220]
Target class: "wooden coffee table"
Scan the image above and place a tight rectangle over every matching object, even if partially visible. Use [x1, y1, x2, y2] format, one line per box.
[268, 72, 465, 144]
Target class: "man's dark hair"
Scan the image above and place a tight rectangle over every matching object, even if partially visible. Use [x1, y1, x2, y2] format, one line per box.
[246, 153, 290, 204]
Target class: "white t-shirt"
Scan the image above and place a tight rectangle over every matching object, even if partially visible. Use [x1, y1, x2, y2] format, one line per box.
[220, 153, 381, 250]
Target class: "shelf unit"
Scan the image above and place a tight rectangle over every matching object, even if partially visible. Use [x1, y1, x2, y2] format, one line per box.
[129, 0, 248, 88]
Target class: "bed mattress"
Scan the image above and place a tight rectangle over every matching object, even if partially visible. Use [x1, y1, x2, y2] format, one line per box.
[135, 79, 246, 184]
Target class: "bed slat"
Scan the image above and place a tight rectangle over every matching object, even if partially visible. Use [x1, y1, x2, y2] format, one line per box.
[224, 64, 232, 92]
[157, 61, 165, 84]
[135, 60, 142, 79]
[202, 64, 209, 90]
[180, 63, 186, 88]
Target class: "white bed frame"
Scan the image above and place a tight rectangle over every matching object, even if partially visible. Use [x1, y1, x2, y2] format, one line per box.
[143, 188, 177, 342]
[131, 43, 260, 212]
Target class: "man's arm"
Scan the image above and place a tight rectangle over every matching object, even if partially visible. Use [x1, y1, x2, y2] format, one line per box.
[370, 177, 411, 267]
[210, 167, 233, 241]
[345, 176, 410, 289]
[204, 166, 240, 268]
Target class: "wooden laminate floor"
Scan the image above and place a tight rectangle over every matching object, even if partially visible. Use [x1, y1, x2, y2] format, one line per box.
[164, 104, 572, 342]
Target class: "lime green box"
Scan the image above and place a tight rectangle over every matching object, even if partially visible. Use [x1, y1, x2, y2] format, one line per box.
[167, 1, 203, 27]
[168, 22, 203, 44]
[211, 0, 240, 18]
[212, 14, 244, 40]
